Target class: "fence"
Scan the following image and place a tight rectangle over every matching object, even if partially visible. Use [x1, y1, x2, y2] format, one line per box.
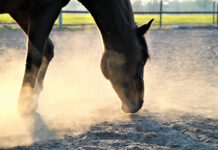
[58, 0, 218, 28]
[0, 1, 217, 28]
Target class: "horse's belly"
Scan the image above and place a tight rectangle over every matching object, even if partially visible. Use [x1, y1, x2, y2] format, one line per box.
[0, 0, 28, 13]
[0, 0, 70, 13]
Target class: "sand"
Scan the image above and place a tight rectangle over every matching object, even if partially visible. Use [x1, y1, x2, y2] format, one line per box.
[0, 28, 217, 150]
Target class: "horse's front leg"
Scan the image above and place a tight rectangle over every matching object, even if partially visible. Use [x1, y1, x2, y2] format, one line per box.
[34, 38, 54, 99]
[18, 38, 46, 116]
[17, 3, 62, 116]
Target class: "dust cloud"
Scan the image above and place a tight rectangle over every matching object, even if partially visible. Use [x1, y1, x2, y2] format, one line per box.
[0, 29, 217, 148]
[144, 62, 218, 119]
[0, 30, 129, 148]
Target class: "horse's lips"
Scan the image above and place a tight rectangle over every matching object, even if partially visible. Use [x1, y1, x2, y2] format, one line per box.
[121, 99, 143, 113]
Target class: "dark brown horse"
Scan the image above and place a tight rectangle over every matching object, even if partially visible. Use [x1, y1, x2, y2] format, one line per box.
[0, 0, 153, 116]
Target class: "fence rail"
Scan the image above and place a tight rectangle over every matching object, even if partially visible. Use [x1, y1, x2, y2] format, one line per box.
[62, 10, 217, 14]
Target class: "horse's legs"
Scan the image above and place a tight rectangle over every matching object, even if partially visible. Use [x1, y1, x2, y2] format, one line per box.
[10, 13, 55, 96]
[35, 38, 54, 96]
[10, 3, 62, 116]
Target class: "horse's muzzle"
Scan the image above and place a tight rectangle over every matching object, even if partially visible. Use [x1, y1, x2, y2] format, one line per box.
[121, 99, 143, 113]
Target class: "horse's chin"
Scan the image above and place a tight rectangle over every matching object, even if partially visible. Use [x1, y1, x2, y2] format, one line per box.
[121, 99, 143, 114]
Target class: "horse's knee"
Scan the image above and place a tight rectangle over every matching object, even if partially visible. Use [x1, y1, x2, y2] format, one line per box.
[27, 40, 44, 69]
[45, 38, 54, 62]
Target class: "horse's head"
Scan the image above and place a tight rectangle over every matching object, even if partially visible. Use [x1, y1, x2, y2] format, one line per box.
[101, 19, 154, 113]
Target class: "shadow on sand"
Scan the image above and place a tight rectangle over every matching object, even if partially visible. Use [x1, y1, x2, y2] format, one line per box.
[29, 112, 56, 142]
[0, 112, 57, 150]
[60, 111, 218, 149]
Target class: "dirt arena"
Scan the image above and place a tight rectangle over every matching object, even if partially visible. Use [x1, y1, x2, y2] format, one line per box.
[0, 28, 217, 150]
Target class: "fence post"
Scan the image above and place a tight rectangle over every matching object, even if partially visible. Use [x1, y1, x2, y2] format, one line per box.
[59, 11, 63, 28]
[213, 1, 215, 24]
[160, 0, 163, 28]
[217, 2, 218, 25]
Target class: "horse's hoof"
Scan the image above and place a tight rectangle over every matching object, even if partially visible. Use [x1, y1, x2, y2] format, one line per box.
[17, 99, 37, 117]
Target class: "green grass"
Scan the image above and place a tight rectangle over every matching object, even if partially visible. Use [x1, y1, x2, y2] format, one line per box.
[135, 14, 216, 25]
[56, 14, 216, 25]
[55, 13, 95, 25]
[0, 13, 216, 27]
[0, 14, 15, 23]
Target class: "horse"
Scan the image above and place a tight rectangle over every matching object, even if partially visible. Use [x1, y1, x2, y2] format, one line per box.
[0, 0, 153, 116]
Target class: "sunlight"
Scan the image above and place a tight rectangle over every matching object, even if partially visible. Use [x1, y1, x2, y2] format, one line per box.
[0, 97, 3, 107]
[0, 94, 6, 107]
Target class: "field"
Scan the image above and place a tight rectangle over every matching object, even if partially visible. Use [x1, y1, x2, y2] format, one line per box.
[0, 28, 217, 149]
[0, 13, 216, 26]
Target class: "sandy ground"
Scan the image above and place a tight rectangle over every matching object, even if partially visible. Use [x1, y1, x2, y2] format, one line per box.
[0, 28, 217, 150]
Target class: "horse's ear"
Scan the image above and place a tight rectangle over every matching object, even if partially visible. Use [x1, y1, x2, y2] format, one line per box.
[137, 18, 154, 35]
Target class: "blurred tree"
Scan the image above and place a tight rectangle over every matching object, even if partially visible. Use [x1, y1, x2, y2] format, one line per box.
[63, 0, 86, 11]
[195, 0, 213, 11]
[132, 0, 145, 11]
[62, 0, 214, 12]
[146, 0, 160, 12]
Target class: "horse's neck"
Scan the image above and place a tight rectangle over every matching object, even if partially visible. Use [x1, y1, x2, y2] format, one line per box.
[79, 0, 137, 51]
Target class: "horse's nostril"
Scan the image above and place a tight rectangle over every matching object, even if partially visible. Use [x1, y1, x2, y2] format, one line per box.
[121, 104, 129, 113]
